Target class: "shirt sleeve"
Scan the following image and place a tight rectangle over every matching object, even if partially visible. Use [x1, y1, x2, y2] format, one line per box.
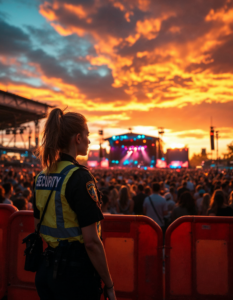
[65, 168, 104, 228]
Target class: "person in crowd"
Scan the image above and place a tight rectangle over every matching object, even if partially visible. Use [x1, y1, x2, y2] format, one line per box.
[0, 185, 6, 204]
[221, 180, 230, 203]
[108, 186, 118, 214]
[6, 170, 17, 185]
[13, 197, 28, 210]
[196, 188, 205, 213]
[116, 185, 134, 214]
[169, 186, 177, 203]
[229, 191, 233, 209]
[132, 184, 147, 215]
[194, 185, 202, 200]
[98, 179, 108, 194]
[22, 188, 33, 210]
[164, 192, 176, 212]
[163, 192, 176, 228]
[2, 182, 13, 204]
[130, 184, 137, 198]
[177, 180, 189, 199]
[185, 175, 195, 192]
[101, 194, 111, 215]
[170, 191, 197, 222]
[15, 174, 25, 191]
[144, 185, 152, 196]
[208, 189, 233, 216]
[143, 182, 168, 231]
[200, 193, 211, 215]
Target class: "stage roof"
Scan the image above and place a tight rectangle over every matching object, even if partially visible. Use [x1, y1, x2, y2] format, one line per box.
[0, 90, 53, 130]
[104, 132, 159, 141]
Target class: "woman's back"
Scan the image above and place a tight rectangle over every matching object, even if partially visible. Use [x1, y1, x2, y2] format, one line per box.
[117, 199, 131, 214]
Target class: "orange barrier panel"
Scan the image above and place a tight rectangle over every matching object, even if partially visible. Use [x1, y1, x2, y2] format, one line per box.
[165, 216, 233, 300]
[7, 211, 40, 300]
[101, 215, 163, 300]
[0, 204, 17, 299]
[7, 212, 163, 300]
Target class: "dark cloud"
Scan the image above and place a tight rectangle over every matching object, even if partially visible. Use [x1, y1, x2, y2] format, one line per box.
[0, 17, 30, 55]
[27, 49, 71, 80]
[186, 33, 233, 74]
[71, 68, 130, 103]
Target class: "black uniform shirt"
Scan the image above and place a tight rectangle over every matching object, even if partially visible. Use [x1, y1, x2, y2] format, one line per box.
[33, 153, 104, 228]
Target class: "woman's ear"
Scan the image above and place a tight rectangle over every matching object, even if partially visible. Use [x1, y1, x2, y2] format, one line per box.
[75, 133, 81, 144]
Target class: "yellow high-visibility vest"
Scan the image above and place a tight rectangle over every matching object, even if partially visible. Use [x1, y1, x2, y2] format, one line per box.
[35, 161, 101, 248]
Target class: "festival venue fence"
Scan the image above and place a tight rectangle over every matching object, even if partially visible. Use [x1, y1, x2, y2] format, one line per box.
[1, 205, 233, 300]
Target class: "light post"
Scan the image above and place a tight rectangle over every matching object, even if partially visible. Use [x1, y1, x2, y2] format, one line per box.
[98, 129, 103, 166]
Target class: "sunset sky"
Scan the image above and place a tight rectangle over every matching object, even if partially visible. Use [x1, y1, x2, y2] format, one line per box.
[0, 0, 233, 158]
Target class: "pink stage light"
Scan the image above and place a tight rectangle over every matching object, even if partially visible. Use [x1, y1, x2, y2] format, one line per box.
[141, 146, 145, 150]
[134, 147, 137, 151]
[101, 160, 109, 168]
[156, 159, 167, 168]
[87, 161, 98, 167]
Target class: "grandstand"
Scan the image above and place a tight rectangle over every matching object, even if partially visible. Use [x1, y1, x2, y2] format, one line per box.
[0, 90, 53, 162]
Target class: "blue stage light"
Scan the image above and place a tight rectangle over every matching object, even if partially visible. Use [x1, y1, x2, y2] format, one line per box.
[144, 167, 147, 170]
[134, 161, 138, 164]
[161, 157, 165, 161]
[121, 145, 124, 148]
[113, 136, 116, 140]
[142, 135, 145, 138]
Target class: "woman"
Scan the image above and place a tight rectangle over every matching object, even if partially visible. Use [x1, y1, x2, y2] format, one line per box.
[0, 185, 5, 204]
[108, 186, 118, 214]
[170, 191, 197, 223]
[229, 191, 233, 209]
[34, 109, 116, 300]
[116, 186, 134, 214]
[101, 194, 111, 215]
[200, 193, 210, 215]
[207, 189, 233, 216]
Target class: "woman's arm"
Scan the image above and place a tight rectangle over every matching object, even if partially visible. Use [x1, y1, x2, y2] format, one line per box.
[82, 223, 116, 300]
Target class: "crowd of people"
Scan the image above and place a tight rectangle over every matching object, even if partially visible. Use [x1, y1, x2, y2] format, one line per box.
[1, 167, 233, 231]
[94, 168, 233, 231]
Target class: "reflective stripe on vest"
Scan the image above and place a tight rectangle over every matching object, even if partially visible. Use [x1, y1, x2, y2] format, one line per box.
[40, 225, 82, 238]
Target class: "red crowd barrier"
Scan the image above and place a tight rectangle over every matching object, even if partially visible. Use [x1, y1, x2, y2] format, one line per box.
[6, 213, 163, 300]
[7, 211, 40, 300]
[101, 215, 163, 300]
[0, 205, 17, 299]
[165, 216, 233, 300]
